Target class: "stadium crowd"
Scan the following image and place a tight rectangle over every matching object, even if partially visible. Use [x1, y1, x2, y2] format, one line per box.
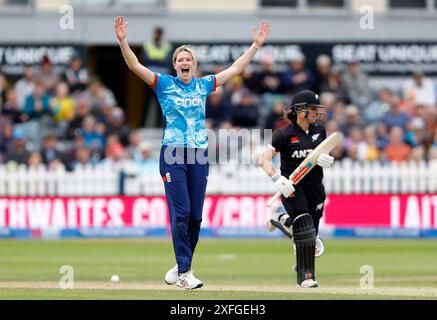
[1, 51, 437, 172]
[204, 53, 437, 164]
[0, 54, 158, 173]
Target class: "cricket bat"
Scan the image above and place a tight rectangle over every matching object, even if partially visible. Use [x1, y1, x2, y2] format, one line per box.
[265, 131, 343, 207]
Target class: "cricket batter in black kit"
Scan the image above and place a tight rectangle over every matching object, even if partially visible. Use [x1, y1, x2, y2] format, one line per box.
[258, 90, 334, 288]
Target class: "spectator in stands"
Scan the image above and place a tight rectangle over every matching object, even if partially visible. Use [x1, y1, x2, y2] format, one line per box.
[105, 134, 123, 157]
[314, 54, 332, 94]
[231, 88, 259, 128]
[14, 65, 35, 109]
[224, 75, 245, 106]
[142, 26, 172, 75]
[381, 95, 410, 132]
[344, 126, 363, 159]
[40, 133, 63, 168]
[383, 126, 411, 162]
[125, 130, 143, 161]
[141, 26, 172, 128]
[330, 99, 346, 125]
[66, 97, 91, 139]
[22, 81, 52, 120]
[425, 107, 437, 133]
[206, 87, 232, 129]
[340, 104, 362, 137]
[82, 78, 117, 112]
[27, 151, 43, 169]
[434, 130, 437, 148]
[273, 117, 292, 132]
[253, 54, 282, 94]
[325, 120, 346, 161]
[134, 141, 159, 174]
[346, 143, 359, 161]
[375, 122, 389, 150]
[68, 145, 94, 171]
[403, 70, 436, 108]
[281, 52, 315, 95]
[105, 107, 131, 146]
[0, 120, 14, 163]
[62, 54, 89, 93]
[51, 82, 75, 123]
[357, 126, 380, 161]
[364, 88, 392, 126]
[320, 68, 349, 103]
[98, 141, 127, 170]
[35, 55, 59, 95]
[241, 65, 260, 94]
[79, 115, 105, 154]
[405, 117, 426, 148]
[1, 89, 28, 124]
[5, 129, 30, 165]
[264, 97, 286, 130]
[319, 92, 336, 120]
[0, 73, 7, 107]
[341, 59, 371, 109]
[410, 133, 437, 162]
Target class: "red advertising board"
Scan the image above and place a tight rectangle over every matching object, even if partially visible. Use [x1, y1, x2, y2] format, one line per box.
[0, 194, 436, 229]
[324, 194, 437, 229]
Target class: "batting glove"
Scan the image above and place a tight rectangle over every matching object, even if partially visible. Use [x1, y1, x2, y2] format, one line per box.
[272, 174, 295, 198]
[317, 153, 334, 168]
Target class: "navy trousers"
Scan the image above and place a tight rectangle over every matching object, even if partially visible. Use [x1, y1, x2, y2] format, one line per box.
[159, 146, 209, 273]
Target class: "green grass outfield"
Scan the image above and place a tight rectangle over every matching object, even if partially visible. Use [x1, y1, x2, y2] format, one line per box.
[0, 238, 436, 300]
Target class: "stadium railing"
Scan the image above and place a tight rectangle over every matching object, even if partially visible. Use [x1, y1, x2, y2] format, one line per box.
[1, 159, 437, 196]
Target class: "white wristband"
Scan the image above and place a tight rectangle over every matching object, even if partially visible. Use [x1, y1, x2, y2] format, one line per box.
[252, 42, 261, 49]
[271, 173, 281, 183]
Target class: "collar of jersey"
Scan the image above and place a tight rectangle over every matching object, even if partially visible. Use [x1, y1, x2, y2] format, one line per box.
[175, 76, 195, 87]
[294, 122, 317, 135]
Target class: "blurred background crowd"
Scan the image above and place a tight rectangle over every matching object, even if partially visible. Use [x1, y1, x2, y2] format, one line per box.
[0, 53, 158, 173]
[1, 38, 437, 172]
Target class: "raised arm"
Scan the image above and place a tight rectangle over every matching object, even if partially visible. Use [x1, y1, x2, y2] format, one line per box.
[215, 21, 271, 87]
[115, 16, 155, 86]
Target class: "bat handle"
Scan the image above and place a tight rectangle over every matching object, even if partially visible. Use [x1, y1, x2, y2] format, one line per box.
[266, 191, 281, 207]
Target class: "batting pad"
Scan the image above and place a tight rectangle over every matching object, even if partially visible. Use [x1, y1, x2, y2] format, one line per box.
[292, 213, 316, 285]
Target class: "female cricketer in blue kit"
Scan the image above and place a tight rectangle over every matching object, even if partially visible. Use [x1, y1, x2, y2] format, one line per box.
[115, 16, 271, 290]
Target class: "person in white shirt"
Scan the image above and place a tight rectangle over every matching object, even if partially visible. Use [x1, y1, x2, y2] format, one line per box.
[403, 71, 436, 107]
[14, 66, 35, 109]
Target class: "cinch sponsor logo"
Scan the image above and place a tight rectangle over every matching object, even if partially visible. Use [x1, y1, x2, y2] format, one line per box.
[175, 97, 202, 107]
[291, 149, 313, 158]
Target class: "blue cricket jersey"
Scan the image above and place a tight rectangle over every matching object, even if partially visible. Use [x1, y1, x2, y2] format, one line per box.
[151, 73, 216, 148]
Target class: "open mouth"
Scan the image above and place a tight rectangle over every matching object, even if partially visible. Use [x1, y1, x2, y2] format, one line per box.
[181, 68, 189, 76]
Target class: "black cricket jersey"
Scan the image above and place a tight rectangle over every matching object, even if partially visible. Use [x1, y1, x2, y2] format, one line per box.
[270, 122, 327, 181]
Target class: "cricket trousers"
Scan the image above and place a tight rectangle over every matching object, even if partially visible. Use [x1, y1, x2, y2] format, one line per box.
[160, 145, 209, 273]
[281, 178, 326, 235]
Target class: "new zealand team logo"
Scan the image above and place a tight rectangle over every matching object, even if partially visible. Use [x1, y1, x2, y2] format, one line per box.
[311, 133, 320, 142]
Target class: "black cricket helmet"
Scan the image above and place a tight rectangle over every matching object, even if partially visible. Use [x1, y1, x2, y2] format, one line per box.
[287, 90, 325, 121]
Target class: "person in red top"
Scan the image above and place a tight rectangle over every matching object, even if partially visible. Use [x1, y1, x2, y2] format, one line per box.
[383, 126, 411, 162]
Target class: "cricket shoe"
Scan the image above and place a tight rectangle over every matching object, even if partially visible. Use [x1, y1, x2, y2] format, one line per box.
[164, 265, 178, 285]
[315, 235, 325, 258]
[297, 279, 319, 288]
[267, 207, 292, 238]
[177, 271, 203, 290]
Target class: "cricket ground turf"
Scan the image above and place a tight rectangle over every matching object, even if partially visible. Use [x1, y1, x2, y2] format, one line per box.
[0, 238, 436, 300]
